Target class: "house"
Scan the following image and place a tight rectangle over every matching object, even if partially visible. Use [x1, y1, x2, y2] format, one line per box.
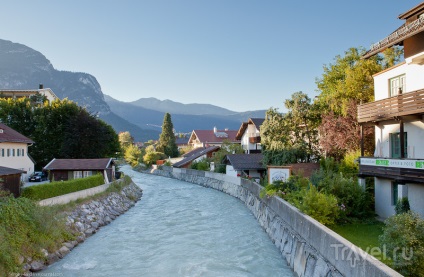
[0, 84, 58, 102]
[172, 146, 220, 168]
[358, 2, 424, 219]
[0, 166, 26, 197]
[223, 153, 265, 182]
[188, 127, 240, 148]
[235, 118, 264, 154]
[0, 123, 35, 181]
[43, 158, 116, 184]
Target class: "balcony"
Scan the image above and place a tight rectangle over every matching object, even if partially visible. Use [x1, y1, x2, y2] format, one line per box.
[357, 88, 424, 123]
[359, 157, 424, 183]
[249, 136, 261, 144]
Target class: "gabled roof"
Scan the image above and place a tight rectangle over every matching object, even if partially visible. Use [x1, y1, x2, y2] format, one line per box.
[189, 129, 239, 144]
[44, 158, 114, 171]
[224, 154, 265, 171]
[235, 118, 265, 140]
[173, 146, 219, 168]
[0, 166, 26, 176]
[0, 123, 34, 144]
[362, 2, 424, 59]
[175, 137, 189, 145]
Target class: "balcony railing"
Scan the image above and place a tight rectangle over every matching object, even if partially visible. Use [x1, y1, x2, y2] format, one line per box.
[359, 157, 424, 183]
[358, 88, 424, 123]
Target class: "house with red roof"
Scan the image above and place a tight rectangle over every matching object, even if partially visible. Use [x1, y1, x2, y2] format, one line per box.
[44, 158, 116, 184]
[0, 123, 35, 181]
[188, 127, 240, 148]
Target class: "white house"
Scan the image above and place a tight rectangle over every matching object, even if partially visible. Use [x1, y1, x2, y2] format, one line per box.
[0, 123, 35, 181]
[0, 84, 58, 102]
[235, 118, 264, 154]
[188, 128, 239, 148]
[358, 2, 424, 219]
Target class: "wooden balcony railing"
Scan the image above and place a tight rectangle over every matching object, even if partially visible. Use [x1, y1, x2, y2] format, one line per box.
[357, 88, 424, 123]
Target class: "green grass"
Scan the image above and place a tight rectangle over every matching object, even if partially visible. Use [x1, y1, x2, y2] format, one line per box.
[330, 221, 391, 266]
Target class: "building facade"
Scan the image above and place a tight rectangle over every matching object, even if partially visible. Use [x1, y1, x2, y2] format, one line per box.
[358, 2, 424, 219]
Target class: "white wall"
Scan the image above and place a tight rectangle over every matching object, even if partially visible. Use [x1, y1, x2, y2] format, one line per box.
[240, 124, 261, 153]
[408, 183, 424, 217]
[0, 142, 34, 180]
[374, 178, 395, 219]
[226, 165, 238, 177]
[375, 121, 424, 159]
[374, 56, 424, 101]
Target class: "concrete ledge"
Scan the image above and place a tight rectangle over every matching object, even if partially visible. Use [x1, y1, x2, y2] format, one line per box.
[152, 167, 401, 277]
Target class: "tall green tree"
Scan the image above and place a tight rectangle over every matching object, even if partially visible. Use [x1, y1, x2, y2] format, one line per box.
[261, 92, 320, 165]
[156, 113, 178, 158]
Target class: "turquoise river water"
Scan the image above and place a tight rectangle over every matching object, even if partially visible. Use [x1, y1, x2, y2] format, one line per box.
[43, 165, 294, 276]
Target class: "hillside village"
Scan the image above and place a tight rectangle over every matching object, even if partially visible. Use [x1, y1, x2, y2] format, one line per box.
[2, 2, 424, 276]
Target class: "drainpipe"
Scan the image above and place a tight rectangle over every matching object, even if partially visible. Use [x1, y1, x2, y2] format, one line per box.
[400, 120, 405, 159]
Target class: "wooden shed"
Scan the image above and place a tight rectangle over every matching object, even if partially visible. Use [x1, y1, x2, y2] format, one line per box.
[0, 166, 26, 197]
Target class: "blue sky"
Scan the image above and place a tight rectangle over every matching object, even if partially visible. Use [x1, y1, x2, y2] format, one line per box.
[1, 1, 422, 112]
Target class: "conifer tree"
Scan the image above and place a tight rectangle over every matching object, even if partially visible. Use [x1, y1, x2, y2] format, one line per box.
[156, 113, 178, 158]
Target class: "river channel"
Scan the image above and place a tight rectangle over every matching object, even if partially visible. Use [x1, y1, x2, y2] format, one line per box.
[43, 165, 294, 276]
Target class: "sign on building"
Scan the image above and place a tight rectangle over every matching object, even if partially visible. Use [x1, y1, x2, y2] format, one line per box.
[267, 166, 291, 184]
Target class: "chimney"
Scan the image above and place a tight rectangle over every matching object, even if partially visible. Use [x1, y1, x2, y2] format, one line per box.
[213, 126, 217, 133]
[39, 84, 44, 89]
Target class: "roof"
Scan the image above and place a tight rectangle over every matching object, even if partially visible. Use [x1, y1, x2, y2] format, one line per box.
[175, 137, 189, 145]
[363, 3, 424, 59]
[173, 146, 219, 168]
[224, 154, 265, 171]
[235, 118, 265, 140]
[0, 123, 35, 144]
[44, 158, 114, 171]
[0, 166, 26, 176]
[0, 88, 58, 100]
[189, 129, 240, 144]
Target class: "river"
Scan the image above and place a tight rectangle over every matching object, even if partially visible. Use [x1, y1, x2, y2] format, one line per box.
[43, 165, 294, 276]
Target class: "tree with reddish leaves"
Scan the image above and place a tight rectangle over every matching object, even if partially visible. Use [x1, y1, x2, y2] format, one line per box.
[318, 101, 374, 160]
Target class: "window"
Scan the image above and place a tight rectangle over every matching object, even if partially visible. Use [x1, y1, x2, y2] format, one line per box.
[73, 171, 83, 179]
[83, 171, 92, 178]
[389, 74, 406, 97]
[22, 149, 25, 156]
[17, 149, 20, 157]
[0, 149, 3, 157]
[12, 149, 15, 157]
[392, 183, 399, 206]
[390, 132, 407, 158]
[7, 149, 10, 157]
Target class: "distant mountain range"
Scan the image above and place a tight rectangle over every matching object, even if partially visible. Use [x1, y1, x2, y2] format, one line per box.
[0, 39, 266, 141]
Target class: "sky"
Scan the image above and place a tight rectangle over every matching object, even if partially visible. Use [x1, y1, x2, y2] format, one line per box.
[1, 0, 422, 112]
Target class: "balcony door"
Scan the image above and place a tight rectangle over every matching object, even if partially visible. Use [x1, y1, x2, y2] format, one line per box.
[389, 75, 406, 97]
[390, 132, 407, 158]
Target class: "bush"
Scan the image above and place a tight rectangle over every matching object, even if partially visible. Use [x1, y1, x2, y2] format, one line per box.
[296, 185, 339, 226]
[0, 196, 74, 275]
[22, 174, 104, 200]
[379, 211, 424, 276]
[395, 197, 410, 215]
[143, 151, 167, 166]
[190, 160, 210, 171]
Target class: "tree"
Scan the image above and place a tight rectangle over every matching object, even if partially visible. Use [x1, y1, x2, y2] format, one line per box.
[119, 131, 134, 150]
[261, 92, 320, 165]
[211, 139, 244, 173]
[156, 113, 178, 158]
[125, 144, 143, 167]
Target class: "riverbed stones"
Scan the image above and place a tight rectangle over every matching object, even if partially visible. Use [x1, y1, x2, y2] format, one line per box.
[30, 260, 45, 272]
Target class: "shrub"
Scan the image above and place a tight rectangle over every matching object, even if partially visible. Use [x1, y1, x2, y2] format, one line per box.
[379, 211, 424, 276]
[22, 174, 104, 200]
[296, 185, 339, 226]
[190, 160, 210, 171]
[143, 151, 166, 166]
[395, 197, 410, 215]
[0, 196, 74, 275]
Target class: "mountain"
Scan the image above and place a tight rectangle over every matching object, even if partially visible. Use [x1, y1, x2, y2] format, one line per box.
[0, 39, 156, 141]
[130, 97, 236, 115]
[105, 95, 267, 133]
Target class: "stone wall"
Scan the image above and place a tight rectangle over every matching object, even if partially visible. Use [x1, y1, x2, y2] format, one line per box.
[25, 181, 143, 273]
[151, 166, 401, 277]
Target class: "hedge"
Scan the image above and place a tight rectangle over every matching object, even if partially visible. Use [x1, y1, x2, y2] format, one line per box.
[22, 174, 105, 200]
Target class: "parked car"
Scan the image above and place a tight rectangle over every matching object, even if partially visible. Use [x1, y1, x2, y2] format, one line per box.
[28, 171, 48, 182]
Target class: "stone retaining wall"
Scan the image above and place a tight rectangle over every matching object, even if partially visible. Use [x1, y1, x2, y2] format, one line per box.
[150, 166, 401, 277]
[26, 181, 143, 273]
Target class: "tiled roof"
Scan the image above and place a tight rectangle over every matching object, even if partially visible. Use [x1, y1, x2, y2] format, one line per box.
[0, 123, 34, 144]
[44, 158, 114, 170]
[235, 118, 264, 140]
[173, 146, 219, 168]
[224, 154, 265, 171]
[175, 137, 189, 145]
[0, 166, 26, 176]
[190, 129, 239, 144]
